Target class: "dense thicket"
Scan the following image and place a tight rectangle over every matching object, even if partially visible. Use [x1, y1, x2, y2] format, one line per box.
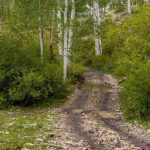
[0, 30, 72, 106]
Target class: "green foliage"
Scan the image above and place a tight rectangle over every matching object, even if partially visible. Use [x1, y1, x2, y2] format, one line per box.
[0, 62, 70, 106]
[0, 29, 70, 106]
[68, 63, 85, 84]
[111, 0, 126, 12]
[0, 0, 57, 31]
[85, 55, 114, 73]
[121, 62, 150, 119]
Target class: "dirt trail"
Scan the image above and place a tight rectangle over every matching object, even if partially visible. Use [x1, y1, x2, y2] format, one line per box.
[48, 70, 150, 150]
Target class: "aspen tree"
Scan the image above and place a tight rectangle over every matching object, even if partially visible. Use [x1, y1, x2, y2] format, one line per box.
[39, 0, 44, 62]
[68, 0, 75, 57]
[57, 0, 63, 56]
[128, 0, 132, 14]
[93, 1, 102, 56]
[63, 0, 68, 80]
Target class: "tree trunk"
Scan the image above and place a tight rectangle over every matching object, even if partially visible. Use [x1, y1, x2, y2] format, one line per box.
[63, 0, 68, 80]
[145, 0, 150, 3]
[39, 27, 44, 62]
[68, 0, 75, 57]
[93, 1, 102, 56]
[57, 2, 63, 56]
[38, 0, 43, 62]
[128, 0, 131, 14]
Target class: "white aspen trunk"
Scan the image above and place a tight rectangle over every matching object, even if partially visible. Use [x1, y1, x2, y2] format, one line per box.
[63, 0, 68, 80]
[57, 2, 63, 56]
[38, 0, 43, 62]
[97, 3, 102, 55]
[68, 0, 75, 57]
[93, 1, 102, 56]
[39, 27, 44, 62]
[128, 0, 131, 14]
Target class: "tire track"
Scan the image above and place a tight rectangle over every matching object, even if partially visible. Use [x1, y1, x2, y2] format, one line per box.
[63, 89, 105, 150]
[97, 90, 150, 150]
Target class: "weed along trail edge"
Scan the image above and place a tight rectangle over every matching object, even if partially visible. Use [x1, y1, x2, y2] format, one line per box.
[48, 70, 150, 150]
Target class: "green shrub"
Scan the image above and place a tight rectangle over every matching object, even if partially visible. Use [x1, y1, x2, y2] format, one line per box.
[0, 65, 71, 106]
[68, 63, 85, 84]
[43, 64, 71, 98]
[121, 62, 150, 119]
[8, 71, 45, 105]
[0, 30, 71, 106]
[0, 63, 71, 106]
[86, 55, 114, 73]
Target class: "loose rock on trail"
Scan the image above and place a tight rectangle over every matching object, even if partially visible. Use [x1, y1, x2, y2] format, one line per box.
[48, 70, 150, 150]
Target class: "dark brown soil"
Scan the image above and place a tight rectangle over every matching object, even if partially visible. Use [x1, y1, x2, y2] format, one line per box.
[63, 89, 105, 150]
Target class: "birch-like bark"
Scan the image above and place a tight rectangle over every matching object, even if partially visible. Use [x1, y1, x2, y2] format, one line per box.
[39, 27, 44, 62]
[128, 0, 131, 14]
[57, 1, 63, 56]
[144, 0, 150, 3]
[63, 0, 68, 80]
[93, 1, 102, 56]
[68, 0, 75, 56]
[39, 0, 43, 62]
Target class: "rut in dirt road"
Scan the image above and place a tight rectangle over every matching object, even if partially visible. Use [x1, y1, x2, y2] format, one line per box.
[49, 70, 150, 150]
[98, 90, 150, 150]
[63, 89, 105, 150]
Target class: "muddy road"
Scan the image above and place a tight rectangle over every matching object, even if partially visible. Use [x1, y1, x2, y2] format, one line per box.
[48, 70, 150, 150]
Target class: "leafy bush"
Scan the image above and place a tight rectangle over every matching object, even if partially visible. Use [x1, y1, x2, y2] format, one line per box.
[121, 62, 150, 119]
[0, 64, 70, 106]
[85, 55, 114, 73]
[68, 63, 85, 84]
[43, 64, 71, 98]
[0, 30, 71, 106]
[8, 71, 45, 105]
